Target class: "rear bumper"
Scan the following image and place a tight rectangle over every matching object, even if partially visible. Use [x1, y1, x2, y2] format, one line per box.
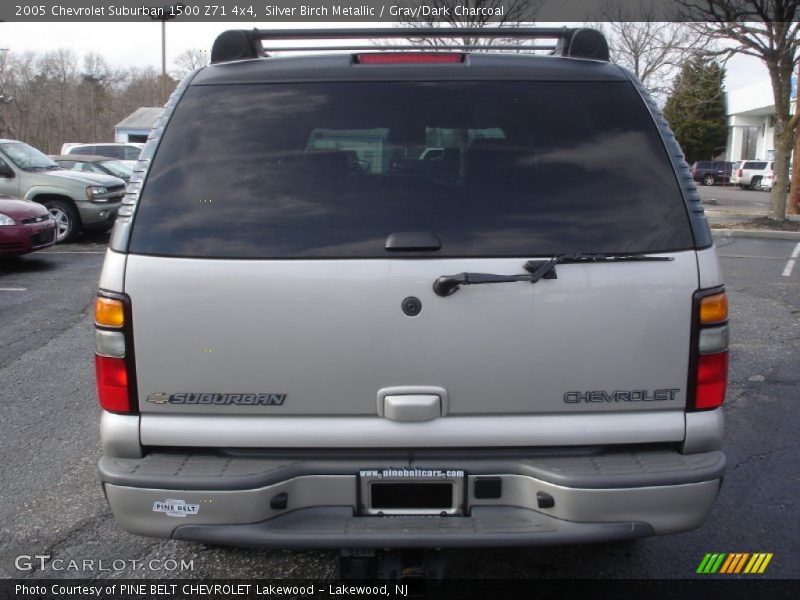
[170, 506, 657, 548]
[101, 448, 724, 548]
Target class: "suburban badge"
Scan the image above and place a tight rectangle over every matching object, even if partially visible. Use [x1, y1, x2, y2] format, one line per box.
[147, 393, 287, 406]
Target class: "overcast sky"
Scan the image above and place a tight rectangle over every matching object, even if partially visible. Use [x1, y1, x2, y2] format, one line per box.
[0, 21, 769, 92]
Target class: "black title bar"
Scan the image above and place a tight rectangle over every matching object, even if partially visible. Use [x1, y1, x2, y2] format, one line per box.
[0, 1, 761, 23]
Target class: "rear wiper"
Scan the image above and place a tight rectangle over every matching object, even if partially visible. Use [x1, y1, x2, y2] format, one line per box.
[433, 254, 674, 297]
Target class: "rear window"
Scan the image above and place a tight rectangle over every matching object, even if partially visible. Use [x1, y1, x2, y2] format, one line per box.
[69, 145, 95, 155]
[129, 81, 692, 258]
[95, 145, 124, 159]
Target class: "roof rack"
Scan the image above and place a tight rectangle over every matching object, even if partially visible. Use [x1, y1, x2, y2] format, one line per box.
[210, 27, 610, 64]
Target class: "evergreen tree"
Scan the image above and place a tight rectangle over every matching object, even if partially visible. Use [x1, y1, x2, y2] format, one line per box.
[663, 57, 728, 164]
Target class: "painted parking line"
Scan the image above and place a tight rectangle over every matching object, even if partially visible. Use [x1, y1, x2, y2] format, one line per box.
[39, 250, 106, 254]
[782, 242, 800, 277]
[0, 287, 27, 291]
[718, 255, 791, 260]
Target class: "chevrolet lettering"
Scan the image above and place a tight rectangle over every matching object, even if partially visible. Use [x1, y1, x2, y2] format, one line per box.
[564, 389, 681, 403]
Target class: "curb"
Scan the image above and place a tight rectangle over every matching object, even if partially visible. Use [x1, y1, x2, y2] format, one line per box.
[711, 229, 800, 240]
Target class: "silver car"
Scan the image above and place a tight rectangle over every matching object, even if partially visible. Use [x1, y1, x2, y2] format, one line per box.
[95, 28, 728, 557]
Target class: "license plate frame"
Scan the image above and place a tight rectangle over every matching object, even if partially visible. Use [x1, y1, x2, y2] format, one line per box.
[357, 467, 466, 516]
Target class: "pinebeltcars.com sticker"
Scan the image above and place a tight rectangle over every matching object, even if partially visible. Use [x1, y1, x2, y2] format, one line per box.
[696, 553, 773, 574]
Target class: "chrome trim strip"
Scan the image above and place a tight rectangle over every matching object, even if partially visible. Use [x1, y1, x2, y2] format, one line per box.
[140, 411, 686, 448]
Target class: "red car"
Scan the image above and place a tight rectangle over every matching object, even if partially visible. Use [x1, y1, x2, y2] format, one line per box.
[0, 195, 57, 257]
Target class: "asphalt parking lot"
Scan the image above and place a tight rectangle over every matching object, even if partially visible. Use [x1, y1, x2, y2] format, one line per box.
[0, 229, 798, 581]
[696, 183, 779, 224]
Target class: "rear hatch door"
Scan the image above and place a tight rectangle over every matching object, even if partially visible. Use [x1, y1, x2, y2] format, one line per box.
[124, 76, 698, 418]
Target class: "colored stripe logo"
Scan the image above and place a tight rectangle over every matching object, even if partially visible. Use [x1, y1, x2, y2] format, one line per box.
[697, 553, 773, 574]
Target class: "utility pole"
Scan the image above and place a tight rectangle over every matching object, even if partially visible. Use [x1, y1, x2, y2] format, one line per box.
[789, 63, 800, 216]
[150, 4, 182, 104]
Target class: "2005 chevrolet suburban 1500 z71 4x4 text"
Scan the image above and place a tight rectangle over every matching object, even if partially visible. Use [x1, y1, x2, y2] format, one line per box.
[95, 28, 728, 552]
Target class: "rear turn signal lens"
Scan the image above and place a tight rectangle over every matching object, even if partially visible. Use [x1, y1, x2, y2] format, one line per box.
[694, 352, 729, 410]
[356, 53, 463, 64]
[699, 292, 728, 324]
[95, 355, 130, 412]
[95, 297, 125, 328]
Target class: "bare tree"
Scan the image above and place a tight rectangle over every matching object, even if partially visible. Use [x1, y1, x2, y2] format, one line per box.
[0, 49, 178, 153]
[397, 0, 544, 48]
[0, 49, 14, 138]
[677, 0, 800, 220]
[39, 50, 79, 152]
[591, 1, 712, 102]
[119, 66, 174, 109]
[78, 54, 112, 142]
[171, 49, 210, 79]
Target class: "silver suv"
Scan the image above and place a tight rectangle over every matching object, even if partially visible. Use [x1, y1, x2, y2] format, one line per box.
[95, 28, 728, 554]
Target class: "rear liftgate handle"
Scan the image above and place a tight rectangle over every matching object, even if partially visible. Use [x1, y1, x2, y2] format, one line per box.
[376, 386, 449, 421]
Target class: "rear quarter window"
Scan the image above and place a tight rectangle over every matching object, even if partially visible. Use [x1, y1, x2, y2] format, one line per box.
[130, 80, 693, 258]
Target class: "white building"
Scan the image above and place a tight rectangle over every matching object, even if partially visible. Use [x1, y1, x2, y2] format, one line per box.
[114, 107, 163, 144]
[726, 75, 797, 162]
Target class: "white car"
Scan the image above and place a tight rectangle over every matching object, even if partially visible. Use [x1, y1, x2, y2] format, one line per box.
[61, 142, 144, 162]
[731, 160, 773, 190]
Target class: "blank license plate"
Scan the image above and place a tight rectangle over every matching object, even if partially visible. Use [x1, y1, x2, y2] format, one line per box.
[358, 467, 465, 516]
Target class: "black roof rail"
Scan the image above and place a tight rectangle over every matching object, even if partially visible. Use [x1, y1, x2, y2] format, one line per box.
[210, 27, 610, 64]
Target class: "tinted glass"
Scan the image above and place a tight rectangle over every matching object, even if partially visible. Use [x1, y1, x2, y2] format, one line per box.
[100, 160, 133, 179]
[123, 146, 141, 160]
[0, 142, 58, 169]
[130, 81, 692, 258]
[96, 146, 124, 159]
[70, 145, 95, 155]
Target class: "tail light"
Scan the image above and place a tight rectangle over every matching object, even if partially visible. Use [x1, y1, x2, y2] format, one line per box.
[737, 168, 743, 177]
[94, 292, 138, 414]
[95, 355, 130, 412]
[687, 288, 729, 411]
